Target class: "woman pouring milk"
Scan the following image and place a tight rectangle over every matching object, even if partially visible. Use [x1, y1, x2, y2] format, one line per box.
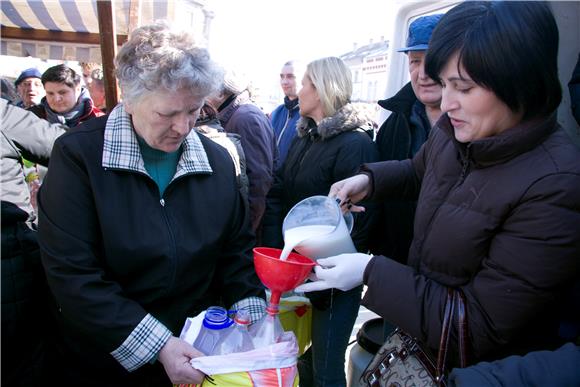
[262, 56, 379, 386]
[296, 1, 580, 368]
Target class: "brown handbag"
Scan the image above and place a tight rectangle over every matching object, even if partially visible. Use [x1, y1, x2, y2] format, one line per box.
[361, 289, 468, 387]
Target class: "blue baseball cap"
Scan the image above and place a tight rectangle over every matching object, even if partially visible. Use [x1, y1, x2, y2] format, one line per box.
[397, 14, 444, 53]
[14, 68, 42, 87]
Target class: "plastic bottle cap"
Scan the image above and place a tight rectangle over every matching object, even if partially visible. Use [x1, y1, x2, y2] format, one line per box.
[234, 311, 251, 325]
[203, 306, 234, 330]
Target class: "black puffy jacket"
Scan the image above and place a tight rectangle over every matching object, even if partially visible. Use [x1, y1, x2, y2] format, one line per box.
[362, 114, 580, 364]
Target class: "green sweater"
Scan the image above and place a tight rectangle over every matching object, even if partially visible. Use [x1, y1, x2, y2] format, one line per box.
[137, 137, 181, 197]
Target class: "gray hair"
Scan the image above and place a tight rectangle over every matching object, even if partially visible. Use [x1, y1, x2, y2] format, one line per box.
[305, 57, 352, 117]
[115, 21, 222, 104]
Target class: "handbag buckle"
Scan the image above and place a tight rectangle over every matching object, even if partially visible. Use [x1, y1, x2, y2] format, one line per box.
[379, 362, 388, 374]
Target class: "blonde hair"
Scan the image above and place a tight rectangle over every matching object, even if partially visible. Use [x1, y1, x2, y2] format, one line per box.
[304, 57, 352, 117]
[80, 62, 101, 73]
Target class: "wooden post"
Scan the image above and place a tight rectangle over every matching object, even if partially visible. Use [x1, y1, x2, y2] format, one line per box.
[97, 0, 119, 109]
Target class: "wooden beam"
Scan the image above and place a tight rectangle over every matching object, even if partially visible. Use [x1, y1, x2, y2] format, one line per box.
[97, 0, 119, 110]
[1, 26, 127, 46]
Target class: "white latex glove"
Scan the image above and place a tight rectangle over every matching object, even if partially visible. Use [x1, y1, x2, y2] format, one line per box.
[294, 253, 373, 292]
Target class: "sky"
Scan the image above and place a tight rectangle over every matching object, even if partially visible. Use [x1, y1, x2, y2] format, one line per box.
[207, 0, 402, 102]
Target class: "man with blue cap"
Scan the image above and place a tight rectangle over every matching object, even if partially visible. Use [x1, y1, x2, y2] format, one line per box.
[368, 14, 444, 265]
[14, 68, 44, 109]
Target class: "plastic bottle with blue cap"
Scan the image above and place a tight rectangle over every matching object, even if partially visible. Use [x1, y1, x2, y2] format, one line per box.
[193, 306, 234, 355]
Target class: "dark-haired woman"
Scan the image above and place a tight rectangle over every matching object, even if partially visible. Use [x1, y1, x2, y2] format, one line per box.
[29, 64, 103, 127]
[297, 0, 580, 367]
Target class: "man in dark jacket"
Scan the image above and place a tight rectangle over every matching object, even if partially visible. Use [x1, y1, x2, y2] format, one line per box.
[270, 60, 303, 168]
[449, 343, 580, 386]
[208, 69, 277, 236]
[369, 14, 443, 263]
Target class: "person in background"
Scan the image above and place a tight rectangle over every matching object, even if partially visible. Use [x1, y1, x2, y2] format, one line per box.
[369, 14, 443, 265]
[263, 56, 379, 387]
[28, 64, 103, 127]
[448, 343, 580, 386]
[37, 21, 266, 385]
[89, 68, 107, 113]
[298, 0, 580, 371]
[1, 78, 20, 104]
[270, 60, 303, 167]
[14, 67, 45, 109]
[207, 69, 277, 236]
[1, 99, 67, 386]
[195, 103, 249, 200]
[79, 61, 101, 90]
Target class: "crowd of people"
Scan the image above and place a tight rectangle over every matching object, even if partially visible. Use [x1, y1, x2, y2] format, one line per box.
[1, 1, 579, 386]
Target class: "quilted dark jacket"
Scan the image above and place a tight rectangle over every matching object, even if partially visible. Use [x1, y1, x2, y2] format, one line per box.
[362, 114, 580, 365]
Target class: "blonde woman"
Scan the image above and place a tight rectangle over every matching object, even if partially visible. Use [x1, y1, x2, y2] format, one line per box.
[263, 56, 379, 386]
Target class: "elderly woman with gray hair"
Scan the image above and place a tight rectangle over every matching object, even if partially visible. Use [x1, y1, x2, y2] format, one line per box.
[37, 22, 266, 385]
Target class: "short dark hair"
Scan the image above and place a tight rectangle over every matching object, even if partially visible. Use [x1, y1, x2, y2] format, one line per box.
[425, 1, 561, 120]
[41, 64, 81, 89]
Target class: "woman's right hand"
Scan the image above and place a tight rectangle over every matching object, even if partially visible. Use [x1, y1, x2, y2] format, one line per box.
[329, 173, 371, 213]
[158, 336, 206, 385]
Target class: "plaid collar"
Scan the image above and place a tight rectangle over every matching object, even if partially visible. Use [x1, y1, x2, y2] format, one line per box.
[102, 104, 212, 178]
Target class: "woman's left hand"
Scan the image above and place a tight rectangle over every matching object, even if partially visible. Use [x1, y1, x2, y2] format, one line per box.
[295, 253, 373, 292]
[158, 336, 206, 384]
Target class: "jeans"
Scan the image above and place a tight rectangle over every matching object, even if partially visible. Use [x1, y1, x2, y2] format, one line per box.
[299, 285, 363, 387]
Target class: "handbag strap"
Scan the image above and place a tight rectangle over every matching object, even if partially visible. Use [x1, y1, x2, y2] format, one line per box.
[455, 289, 468, 367]
[435, 288, 468, 381]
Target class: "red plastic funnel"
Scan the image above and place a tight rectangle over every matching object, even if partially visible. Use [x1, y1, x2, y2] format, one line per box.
[253, 247, 315, 308]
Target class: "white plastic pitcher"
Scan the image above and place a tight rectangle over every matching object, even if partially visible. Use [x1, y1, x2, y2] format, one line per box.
[282, 195, 356, 260]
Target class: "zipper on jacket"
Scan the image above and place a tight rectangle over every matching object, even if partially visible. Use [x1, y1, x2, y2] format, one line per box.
[457, 146, 471, 186]
[159, 196, 178, 293]
[108, 166, 178, 291]
[276, 110, 292, 147]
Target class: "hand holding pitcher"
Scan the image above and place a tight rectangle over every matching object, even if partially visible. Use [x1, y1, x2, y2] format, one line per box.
[329, 174, 371, 214]
[295, 253, 373, 292]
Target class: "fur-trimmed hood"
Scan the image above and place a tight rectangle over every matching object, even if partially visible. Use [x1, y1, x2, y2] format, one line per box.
[296, 103, 375, 140]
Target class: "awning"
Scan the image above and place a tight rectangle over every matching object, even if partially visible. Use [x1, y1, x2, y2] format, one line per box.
[1, 0, 175, 62]
[1, 0, 211, 109]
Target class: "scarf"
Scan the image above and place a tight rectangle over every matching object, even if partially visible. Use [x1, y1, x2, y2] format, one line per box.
[284, 96, 299, 111]
[42, 87, 92, 127]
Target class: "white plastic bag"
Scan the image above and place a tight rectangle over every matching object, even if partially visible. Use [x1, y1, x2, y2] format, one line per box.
[190, 332, 298, 374]
[178, 313, 299, 387]
[179, 311, 299, 374]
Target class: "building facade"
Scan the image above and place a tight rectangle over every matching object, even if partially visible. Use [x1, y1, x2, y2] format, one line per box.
[340, 38, 389, 103]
